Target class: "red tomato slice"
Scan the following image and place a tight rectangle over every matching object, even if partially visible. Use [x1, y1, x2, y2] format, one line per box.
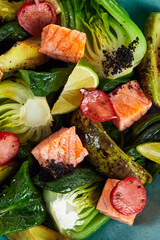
[80, 88, 117, 122]
[110, 177, 147, 216]
[17, 0, 56, 36]
[0, 132, 20, 165]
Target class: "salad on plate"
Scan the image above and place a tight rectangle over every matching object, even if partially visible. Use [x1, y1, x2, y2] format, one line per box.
[0, 0, 160, 239]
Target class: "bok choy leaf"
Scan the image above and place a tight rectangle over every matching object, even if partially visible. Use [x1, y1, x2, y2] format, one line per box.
[0, 78, 53, 144]
[43, 167, 109, 239]
[60, 0, 146, 79]
[0, 161, 46, 236]
[18, 66, 73, 97]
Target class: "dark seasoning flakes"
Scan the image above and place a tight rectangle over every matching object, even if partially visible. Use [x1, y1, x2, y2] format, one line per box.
[147, 36, 152, 43]
[102, 37, 139, 77]
[39, 159, 74, 181]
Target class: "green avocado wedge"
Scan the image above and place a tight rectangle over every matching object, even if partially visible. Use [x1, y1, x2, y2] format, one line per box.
[138, 12, 160, 107]
[71, 110, 152, 186]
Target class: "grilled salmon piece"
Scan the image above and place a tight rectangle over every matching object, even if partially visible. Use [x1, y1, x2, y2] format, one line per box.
[96, 179, 136, 226]
[108, 80, 152, 131]
[31, 126, 88, 168]
[39, 24, 86, 63]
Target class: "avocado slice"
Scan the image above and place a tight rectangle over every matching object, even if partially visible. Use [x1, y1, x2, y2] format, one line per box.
[138, 12, 160, 107]
[7, 225, 68, 240]
[0, 0, 24, 22]
[71, 110, 152, 185]
[0, 37, 49, 72]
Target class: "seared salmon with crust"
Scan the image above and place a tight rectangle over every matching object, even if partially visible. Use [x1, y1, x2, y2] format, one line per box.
[96, 179, 136, 226]
[31, 126, 88, 168]
[108, 80, 152, 131]
[39, 24, 86, 63]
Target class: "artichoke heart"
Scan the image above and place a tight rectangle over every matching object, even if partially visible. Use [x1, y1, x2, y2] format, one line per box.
[0, 37, 49, 72]
[138, 12, 160, 107]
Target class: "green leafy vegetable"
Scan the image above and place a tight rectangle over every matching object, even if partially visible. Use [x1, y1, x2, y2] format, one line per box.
[133, 123, 160, 145]
[125, 113, 160, 181]
[126, 146, 146, 161]
[71, 109, 152, 185]
[126, 145, 160, 183]
[125, 113, 160, 151]
[0, 78, 53, 144]
[16, 145, 31, 159]
[0, 161, 46, 236]
[98, 77, 130, 92]
[18, 66, 73, 97]
[146, 162, 160, 182]
[60, 0, 146, 79]
[131, 113, 160, 141]
[0, 21, 30, 44]
[33, 167, 104, 193]
[102, 120, 124, 148]
[43, 179, 109, 240]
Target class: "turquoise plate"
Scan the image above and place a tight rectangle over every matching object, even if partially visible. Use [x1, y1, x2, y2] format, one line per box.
[86, 174, 160, 240]
[1, 0, 160, 240]
[2, 175, 160, 240]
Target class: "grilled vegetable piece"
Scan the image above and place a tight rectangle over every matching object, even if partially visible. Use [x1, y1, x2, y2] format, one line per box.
[0, 0, 25, 22]
[0, 21, 30, 44]
[0, 160, 18, 185]
[71, 110, 152, 185]
[0, 37, 49, 72]
[7, 225, 68, 240]
[138, 12, 160, 107]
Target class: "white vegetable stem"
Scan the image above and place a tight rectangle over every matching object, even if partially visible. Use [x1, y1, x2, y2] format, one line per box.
[20, 97, 52, 127]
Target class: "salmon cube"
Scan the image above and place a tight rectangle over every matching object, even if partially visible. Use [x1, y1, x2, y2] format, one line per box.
[96, 179, 136, 226]
[31, 126, 88, 169]
[39, 24, 86, 63]
[108, 80, 152, 131]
